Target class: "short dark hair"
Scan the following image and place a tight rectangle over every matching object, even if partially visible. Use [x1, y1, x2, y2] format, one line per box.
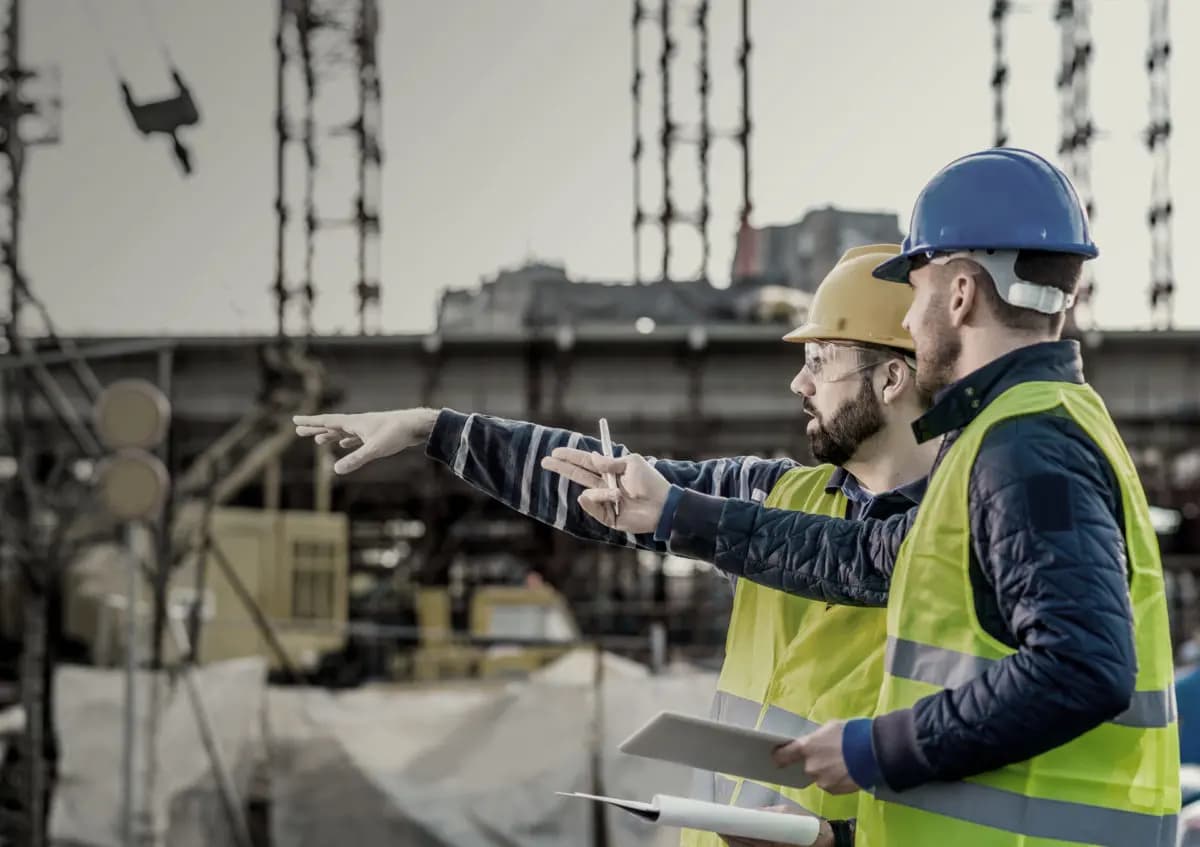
[968, 250, 1084, 335]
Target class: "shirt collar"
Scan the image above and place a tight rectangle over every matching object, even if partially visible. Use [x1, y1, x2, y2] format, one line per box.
[910, 339, 1085, 445]
[827, 465, 927, 504]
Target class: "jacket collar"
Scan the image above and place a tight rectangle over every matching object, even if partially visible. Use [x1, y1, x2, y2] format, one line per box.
[911, 339, 1085, 444]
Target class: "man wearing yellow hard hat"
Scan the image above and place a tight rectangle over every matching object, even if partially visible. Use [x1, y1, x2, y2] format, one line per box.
[294, 244, 938, 847]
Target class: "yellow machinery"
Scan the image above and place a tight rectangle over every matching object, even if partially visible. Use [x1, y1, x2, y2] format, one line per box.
[45, 349, 584, 684]
[409, 583, 579, 681]
[63, 508, 581, 683]
[167, 505, 349, 671]
[48, 350, 575, 684]
[63, 505, 349, 674]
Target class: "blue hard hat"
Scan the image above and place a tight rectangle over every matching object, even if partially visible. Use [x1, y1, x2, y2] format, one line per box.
[873, 148, 1099, 283]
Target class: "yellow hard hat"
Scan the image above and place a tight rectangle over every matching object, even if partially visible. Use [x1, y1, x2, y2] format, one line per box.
[782, 244, 915, 352]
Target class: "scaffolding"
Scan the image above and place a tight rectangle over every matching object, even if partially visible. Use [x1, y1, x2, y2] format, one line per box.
[631, 0, 751, 284]
[1146, 0, 1173, 327]
[990, 0, 1010, 147]
[0, 0, 59, 841]
[1054, 0, 1096, 314]
[273, 0, 382, 339]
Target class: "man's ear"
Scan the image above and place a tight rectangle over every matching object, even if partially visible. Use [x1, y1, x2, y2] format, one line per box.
[880, 360, 909, 406]
[947, 270, 979, 329]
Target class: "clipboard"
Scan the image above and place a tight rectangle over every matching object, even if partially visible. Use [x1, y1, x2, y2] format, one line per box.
[617, 710, 813, 790]
[557, 791, 820, 845]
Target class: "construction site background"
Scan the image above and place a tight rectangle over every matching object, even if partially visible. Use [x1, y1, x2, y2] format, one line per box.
[1, 1, 1199, 846]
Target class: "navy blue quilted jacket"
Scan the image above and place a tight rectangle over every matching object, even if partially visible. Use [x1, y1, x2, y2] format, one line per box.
[667, 340, 1138, 792]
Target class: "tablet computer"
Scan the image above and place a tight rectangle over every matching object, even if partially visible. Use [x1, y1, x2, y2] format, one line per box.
[617, 710, 813, 790]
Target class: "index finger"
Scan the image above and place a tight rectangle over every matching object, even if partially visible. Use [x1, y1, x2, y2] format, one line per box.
[550, 446, 628, 475]
[296, 425, 337, 437]
[540, 455, 604, 489]
[293, 414, 346, 428]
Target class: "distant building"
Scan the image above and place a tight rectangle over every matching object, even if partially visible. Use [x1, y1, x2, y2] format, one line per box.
[436, 206, 901, 333]
[731, 206, 904, 292]
[437, 261, 796, 333]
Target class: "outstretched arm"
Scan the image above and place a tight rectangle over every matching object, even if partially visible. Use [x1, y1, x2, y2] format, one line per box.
[426, 410, 795, 551]
[295, 407, 795, 553]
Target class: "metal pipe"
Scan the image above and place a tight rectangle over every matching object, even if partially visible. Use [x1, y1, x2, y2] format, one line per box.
[589, 641, 609, 847]
[120, 523, 141, 847]
[209, 538, 305, 682]
[355, 0, 368, 333]
[631, 0, 644, 284]
[185, 490, 215, 664]
[149, 346, 174, 672]
[991, 0, 1010, 147]
[658, 0, 673, 282]
[738, 0, 752, 229]
[274, 0, 289, 338]
[300, 0, 318, 339]
[166, 615, 254, 847]
[3, 3, 52, 842]
[0, 338, 177, 373]
[694, 0, 711, 280]
[1147, 0, 1173, 327]
[354, 0, 382, 334]
[16, 339, 103, 456]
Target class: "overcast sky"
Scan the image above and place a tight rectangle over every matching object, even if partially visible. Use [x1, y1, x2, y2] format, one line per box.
[21, 0, 1200, 336]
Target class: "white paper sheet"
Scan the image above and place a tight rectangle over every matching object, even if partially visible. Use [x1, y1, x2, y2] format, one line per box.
[558, 792, 821, 845]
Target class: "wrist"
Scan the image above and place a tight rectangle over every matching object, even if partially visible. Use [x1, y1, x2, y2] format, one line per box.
[842, 718, 881, 790]
[653, 485, 686, 542]
[414, 407, 440, 442]
[665, 489, 723, 561]
[424, 408, 467, 466]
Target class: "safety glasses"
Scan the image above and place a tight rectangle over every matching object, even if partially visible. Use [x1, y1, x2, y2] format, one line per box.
[802, 341, 886, 383]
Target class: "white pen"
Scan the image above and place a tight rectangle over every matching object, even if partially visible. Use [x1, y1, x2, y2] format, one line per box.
[598, 417, 620, 517]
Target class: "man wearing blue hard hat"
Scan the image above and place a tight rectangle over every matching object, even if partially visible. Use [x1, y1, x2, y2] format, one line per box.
[557, 148, 1180, 846]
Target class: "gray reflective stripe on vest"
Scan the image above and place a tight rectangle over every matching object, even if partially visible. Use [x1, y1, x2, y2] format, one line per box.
[873, 781, 1177, 847]
[715, 774, 738, 805]
[758, 705, 820, 738]
[733, 780, 811, 815]
[703, 693, 820, 809]
[712, 692, 821, 737]
[690, 767, 716, 803]
[711, 690, 763, 729]
[885, 636, 1175, 728]
[885, 636, 992, 689]
[1112, 687, 1178, 729]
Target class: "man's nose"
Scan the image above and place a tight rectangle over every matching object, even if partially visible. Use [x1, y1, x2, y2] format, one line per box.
[791, 369, 815, 397]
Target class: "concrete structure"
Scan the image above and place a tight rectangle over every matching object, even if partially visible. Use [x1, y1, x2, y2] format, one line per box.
[731, 206, 904, 291]
[17, 328, 1190, 460]
[8, 328, 1200, 647]
[433, 206, 904, 336]
[435, 261, 809, 335]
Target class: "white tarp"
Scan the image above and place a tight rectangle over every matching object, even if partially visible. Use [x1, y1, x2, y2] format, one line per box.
[49, 657, 267, 847]
[45, 649, 720, 846]
[267, 649, 718, 847]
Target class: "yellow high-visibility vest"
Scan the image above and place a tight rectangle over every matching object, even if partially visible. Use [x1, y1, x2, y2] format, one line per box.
[683, 465, 887, 847]
[856, 381, 1179, 847]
